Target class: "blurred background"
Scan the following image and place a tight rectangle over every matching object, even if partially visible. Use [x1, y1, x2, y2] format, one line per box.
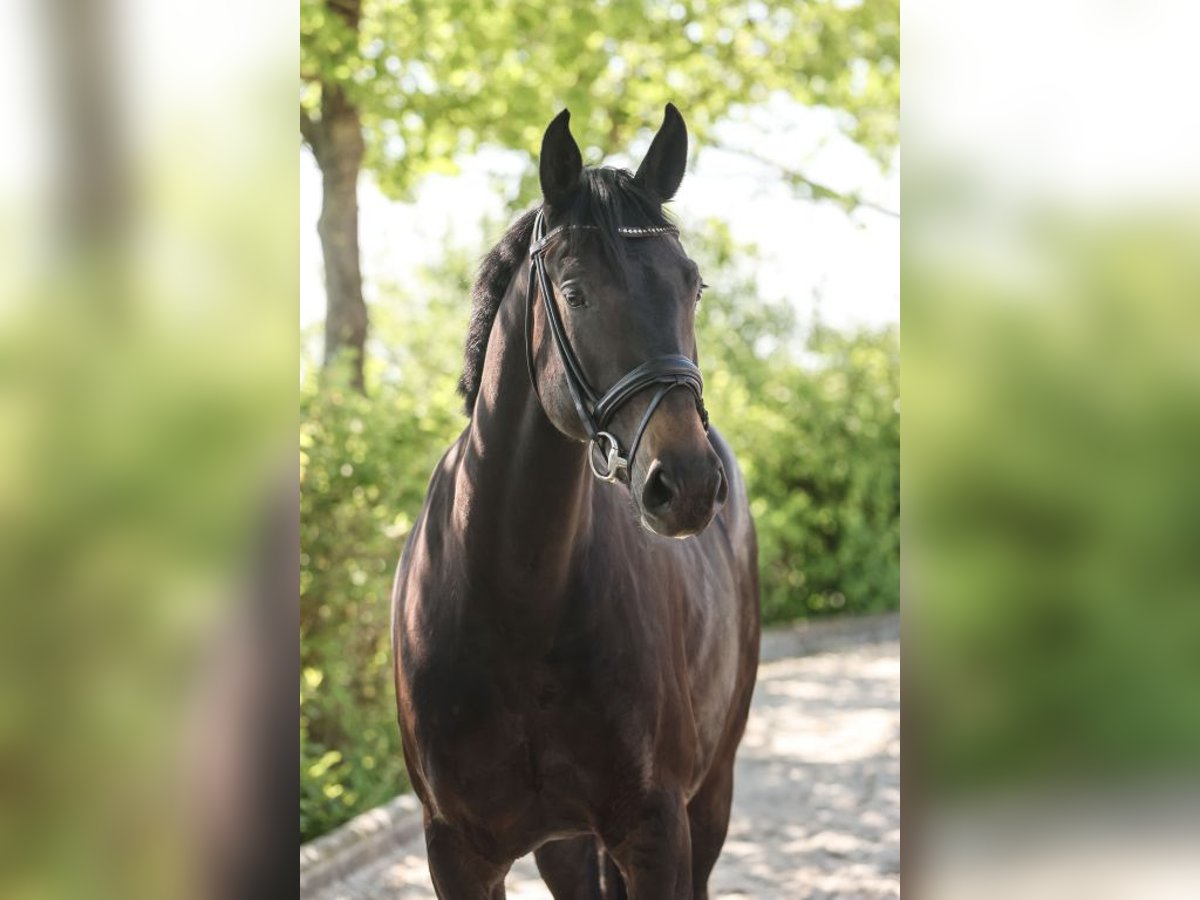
[906, 0, 1200, 896]
[298, 0, 900, 844]
[0, 1, 297, 897]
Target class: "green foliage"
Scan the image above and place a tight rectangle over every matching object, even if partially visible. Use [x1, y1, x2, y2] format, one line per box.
[748, 326, 899, 622]
[690, 224, 900, 622]
[300, 254, 471, 842]
[301, 0, 899, 197]
[299, 223, 899, 840]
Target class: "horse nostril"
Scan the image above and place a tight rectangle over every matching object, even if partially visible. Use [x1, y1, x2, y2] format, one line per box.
[642, 464, 677, 512]
[714, 465, 728, 507]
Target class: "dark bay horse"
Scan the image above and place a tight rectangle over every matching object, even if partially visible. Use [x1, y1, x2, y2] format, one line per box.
[392, 105, 760, 899]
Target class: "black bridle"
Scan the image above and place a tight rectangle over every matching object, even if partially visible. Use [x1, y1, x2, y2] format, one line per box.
[525, 208, 709, 483]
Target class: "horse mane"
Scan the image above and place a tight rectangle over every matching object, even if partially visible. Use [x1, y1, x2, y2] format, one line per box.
[458, 167, 673, 415]
[457, 208, 537, 415]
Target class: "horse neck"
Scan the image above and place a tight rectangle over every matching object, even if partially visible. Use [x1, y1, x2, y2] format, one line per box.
[455, 263, 594, 604]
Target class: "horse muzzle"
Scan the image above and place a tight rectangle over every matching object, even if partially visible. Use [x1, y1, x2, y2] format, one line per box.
[638, 449, 727, 538]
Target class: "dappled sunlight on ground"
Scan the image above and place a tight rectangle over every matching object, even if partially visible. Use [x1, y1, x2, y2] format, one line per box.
[710, 646, 900, 899]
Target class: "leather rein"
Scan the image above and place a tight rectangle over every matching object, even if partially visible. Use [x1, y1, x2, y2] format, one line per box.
[525, 208, 709, 484]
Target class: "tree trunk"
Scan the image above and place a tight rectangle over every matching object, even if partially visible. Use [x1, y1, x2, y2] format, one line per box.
[304, 83, 368, 392]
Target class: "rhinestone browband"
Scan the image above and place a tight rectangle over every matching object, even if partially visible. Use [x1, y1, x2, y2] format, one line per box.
[616, 225, 677, 236]
[531, 222, 678, 255]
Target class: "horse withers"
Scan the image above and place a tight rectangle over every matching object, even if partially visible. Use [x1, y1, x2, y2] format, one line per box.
[392, 104, 760, 899]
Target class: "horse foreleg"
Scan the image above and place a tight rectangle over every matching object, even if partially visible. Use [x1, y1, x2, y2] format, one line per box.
[605, 789, 692, 899]
[424, 819, 507, 900]
[684, 762, 734, 900]
[534, 835, 628, 899]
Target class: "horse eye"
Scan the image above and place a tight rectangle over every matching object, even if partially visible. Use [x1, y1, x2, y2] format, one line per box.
[560, 285, 586, 308]
[696, 281, 709, 304]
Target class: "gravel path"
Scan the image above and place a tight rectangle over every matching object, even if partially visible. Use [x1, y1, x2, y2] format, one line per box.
[309, 640, 900, 899]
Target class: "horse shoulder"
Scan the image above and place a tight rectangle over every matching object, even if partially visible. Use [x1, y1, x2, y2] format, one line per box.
[392, 432, 472, 738]
[394, 430, 468, 614]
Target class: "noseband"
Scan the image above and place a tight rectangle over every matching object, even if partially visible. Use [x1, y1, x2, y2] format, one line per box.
[525, 209, 709, 483]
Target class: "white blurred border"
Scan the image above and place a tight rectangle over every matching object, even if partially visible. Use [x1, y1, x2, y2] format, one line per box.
[905, 0, 1200, 207]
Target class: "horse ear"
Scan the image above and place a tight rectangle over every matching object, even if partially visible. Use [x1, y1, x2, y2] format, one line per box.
[539, 109, 582, 208]
[634, 103, 688, 203]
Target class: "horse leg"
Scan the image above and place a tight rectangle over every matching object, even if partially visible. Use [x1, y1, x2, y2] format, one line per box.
[534, 836, 628, 900]
[685, 762, 735, 900]
[424, 819, 507, 900]
[600, 852, 629, 900]
[534, 837, 596, 899]
[605, 789, 692, 899]
[599, 851, 629, 900]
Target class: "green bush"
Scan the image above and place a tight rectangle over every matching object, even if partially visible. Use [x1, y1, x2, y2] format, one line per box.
[300, 258, 470, 842]
[300, 377, 445, 841]
[299, 225, 899, 840]
[692, 223, 900, 622]
[737, 327, 899, 623]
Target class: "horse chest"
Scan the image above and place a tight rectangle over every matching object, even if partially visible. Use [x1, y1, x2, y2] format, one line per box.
[416, 661, 640, 834]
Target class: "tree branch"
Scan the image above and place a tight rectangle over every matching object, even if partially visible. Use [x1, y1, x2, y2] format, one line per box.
[326, 0, 361, 28]
[710, 141, 899, 220]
